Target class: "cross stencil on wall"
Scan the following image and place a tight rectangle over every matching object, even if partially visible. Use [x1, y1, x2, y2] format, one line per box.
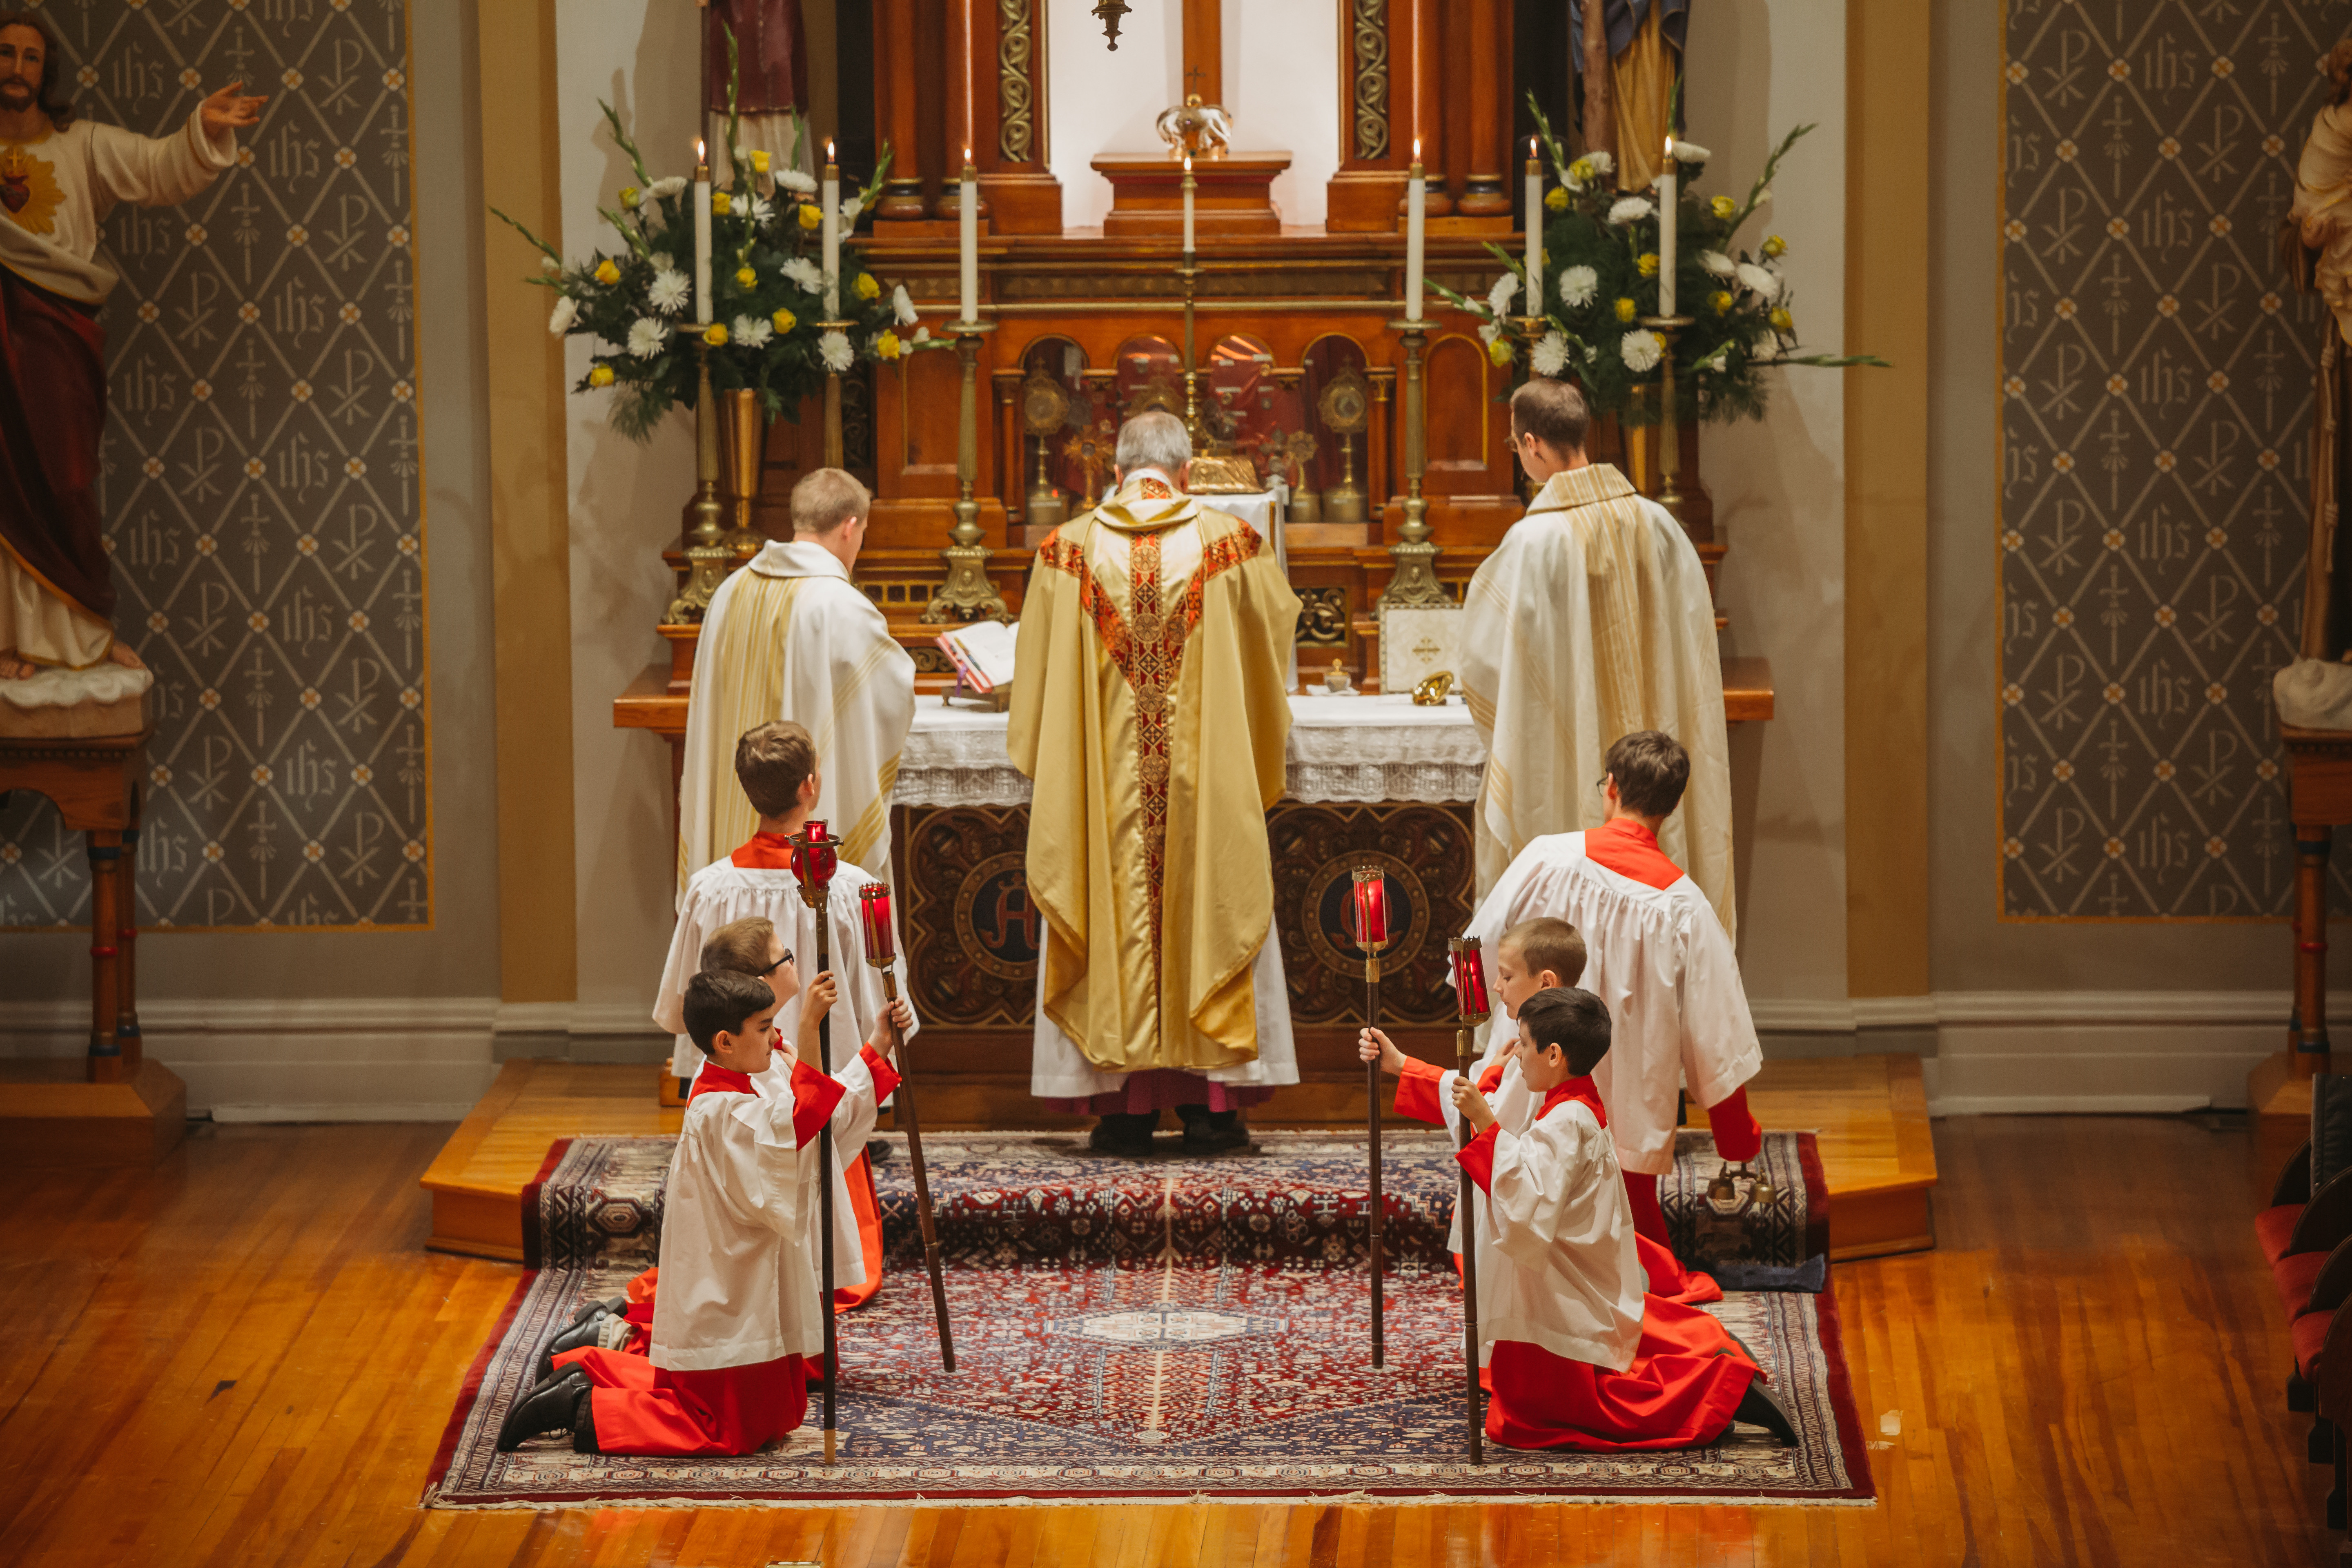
[0, 0, 429, 931]
[2000, 0, 2352, 920]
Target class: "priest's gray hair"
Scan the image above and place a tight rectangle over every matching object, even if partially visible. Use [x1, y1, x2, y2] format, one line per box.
[1114, 411, 1192, 477]
[791, 467, 871, 535]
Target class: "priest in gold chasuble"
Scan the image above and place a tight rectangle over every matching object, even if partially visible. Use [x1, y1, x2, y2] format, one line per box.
[1009, 412, 1303, 1154]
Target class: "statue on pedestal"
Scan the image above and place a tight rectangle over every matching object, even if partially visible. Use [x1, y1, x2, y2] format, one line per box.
[0, 13, 262, 689]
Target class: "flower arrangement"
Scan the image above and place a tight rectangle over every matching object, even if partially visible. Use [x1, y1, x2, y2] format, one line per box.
[1435, 100, 1882, 428]
[496, 81, 933, 441]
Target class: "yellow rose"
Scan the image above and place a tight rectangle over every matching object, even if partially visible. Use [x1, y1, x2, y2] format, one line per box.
[1769, 307, 1793, 334]
[593, 258, 620, 286]
[1487, 336, 1515, 367]
[618, 186, 640, 208]
[854, 273, 880, 301]
[771, 307, 797, 334]
[587, 364, 615, 388]
[704, 323, 729, 347]
[1636, 253, 1659, 277]
[1543, 185, 1569, 213]
[1762, 234, 1788, 258]
[712, 192, 733, 216]
[876, 330, 902, 360]
[749, 150, 771, 174]
[1710, 195, 1736, 220]
[735, 265, 757, 288]
[798, 202, 822, 230]
[1614, 297, 1637, 323]
[1569, 157, 1595, 185]
[1710, 290, 1733, 316]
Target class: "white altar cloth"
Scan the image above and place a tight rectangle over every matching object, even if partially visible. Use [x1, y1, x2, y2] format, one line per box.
[894, 691, 1486, 808]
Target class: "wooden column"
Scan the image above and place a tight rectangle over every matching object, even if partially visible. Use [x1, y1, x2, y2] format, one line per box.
[941, 0, 992, 217]
[875, 0, 926, 218]
[1409, 0, 1452, 214]
[1455, 0, 1509, 216]
[1325, 0, 1406, 231]
[985, 0, 1062, 232]
[1182, 0, 1222, 105]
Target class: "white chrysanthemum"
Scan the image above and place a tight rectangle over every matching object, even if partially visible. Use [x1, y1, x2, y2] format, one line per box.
[1608, 196, 1654, 227]
[1486, 272, 1519, 316]
[839, 195, 862, 223]
[777, 168, 817, 194]
[781, 256, 824, 293]
[1700, 250, 1735, 278]
[1668, 138, 1711, 165]
[1586, 150, 1614, 179]
[1620, 330, 1663, 372]
[1558, 265, 1599, 307]
[1736, 262, 1781, 301]
[626, 317, 667, 358]
[732, 314, 774, 350]
[892, 284, 918, 326]
[648, 268, 690, 315]
[547, 296, 577, 335]
[1477, 320, 1501, 346]
[819, 329, 853, 372]
[913, 326, 931, 343]
[1530, 331, 1569, 377]
[646, 176, 687, 201]
[743, 196, 773, 225]
[1752, 331, 1781, 361]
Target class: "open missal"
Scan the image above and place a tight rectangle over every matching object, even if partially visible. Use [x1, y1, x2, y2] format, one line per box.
[936, 620, 1017, 693]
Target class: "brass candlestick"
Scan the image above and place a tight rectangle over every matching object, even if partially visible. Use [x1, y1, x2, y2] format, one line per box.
[1637, 314, 1695, 524]
[1378, 317, 1445, 607]
[818, 316, 855, 470]
[663, 334, 733, 624]
[922, 318, 1007, 623]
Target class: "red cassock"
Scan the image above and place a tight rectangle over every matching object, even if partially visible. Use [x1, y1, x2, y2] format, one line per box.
[1396, 1058, 1761, 1451]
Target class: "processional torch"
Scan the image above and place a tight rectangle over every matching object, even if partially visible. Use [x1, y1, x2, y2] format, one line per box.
[856, 880, 956, 1372]
[788, 820, 843, 1463]
[1352, 866, 1390, 1368]
[1448, 935, 1491, 1466]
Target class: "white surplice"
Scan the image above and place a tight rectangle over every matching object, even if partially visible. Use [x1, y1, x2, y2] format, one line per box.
[1455, 463, 1735, 938]
[1463, 831, 1762, 1177]
[676, 540, 916, 893]
[653, 851, 915, 1274]
[648, 1050, 889, 1371]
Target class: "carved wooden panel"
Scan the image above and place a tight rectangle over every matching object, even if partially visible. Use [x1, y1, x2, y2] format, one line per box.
[1348, 0, 1392, 161]
[900, 805, 1039, 1028]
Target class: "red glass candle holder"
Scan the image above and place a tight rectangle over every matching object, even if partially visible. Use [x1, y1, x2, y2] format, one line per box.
[790, 820, 839, 898]
[858, 881, 896, 967]
[1450, 935, 1491, 1024]
[1350, 865, 1389, 952]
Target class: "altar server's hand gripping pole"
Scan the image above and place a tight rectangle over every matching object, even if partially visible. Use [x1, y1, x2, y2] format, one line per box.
[1352, 867, 1389, 1369]
[1449, 935, 1491, 1466]
[791, 820, 843, 1462]
[859, 881, 955, 1373]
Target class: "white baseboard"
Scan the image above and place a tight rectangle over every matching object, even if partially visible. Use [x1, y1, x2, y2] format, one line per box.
[0, 989, 2292, 1120]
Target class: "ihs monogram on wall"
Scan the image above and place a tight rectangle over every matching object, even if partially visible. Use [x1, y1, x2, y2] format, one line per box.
[0, 2, 429, 931]
[2000, 0, 2352, 919]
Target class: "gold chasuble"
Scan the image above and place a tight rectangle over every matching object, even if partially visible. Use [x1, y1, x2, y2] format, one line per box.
[1008, 474, 1301, 1074]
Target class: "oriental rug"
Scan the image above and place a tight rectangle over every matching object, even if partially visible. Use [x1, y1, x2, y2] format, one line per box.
[426, 1134, 1869, 1507]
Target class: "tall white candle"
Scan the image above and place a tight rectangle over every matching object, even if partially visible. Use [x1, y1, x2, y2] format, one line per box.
[1657, 135, 1677, 319]
[1523, 138, 1542, 305]
[1182, 154, 1196, 255]
[959, 149, 978, 324]
[1405, 139, 1425, 323]
[822, 140, 841, 317]
[693, 139, 712, 325]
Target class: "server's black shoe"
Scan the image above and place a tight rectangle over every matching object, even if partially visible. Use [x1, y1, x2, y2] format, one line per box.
[1732, 1379, 1800, 1447]
[569, 1293, 627, 1326]
[1179, 1106, 1250, 1152]
[498, 1366, 590, 1450]
[536, 1311, 611, 1382]
[1088, 1112, 1158, 1156]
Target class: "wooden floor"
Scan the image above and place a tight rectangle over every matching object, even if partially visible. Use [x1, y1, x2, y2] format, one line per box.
[0, 1111, 2318, 1565]
[422, 1053, 1941, 1263]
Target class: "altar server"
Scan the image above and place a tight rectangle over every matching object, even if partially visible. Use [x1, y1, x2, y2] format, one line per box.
[1363, 989, 1795, 1451]
[1464, 728, 1763, 1300]
[676, 467, 915, 893]
[1009, 411, 1302, 1154]
[1457, 376, 1734, 936]
[656, 720, 914, 1310]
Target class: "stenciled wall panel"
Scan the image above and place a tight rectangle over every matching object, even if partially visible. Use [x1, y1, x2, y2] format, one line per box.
[0, 0, 428, 930]
[2000, 0, 2352, 919]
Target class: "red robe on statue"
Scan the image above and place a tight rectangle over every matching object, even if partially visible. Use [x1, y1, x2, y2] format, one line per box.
[0, 269, 111, 631]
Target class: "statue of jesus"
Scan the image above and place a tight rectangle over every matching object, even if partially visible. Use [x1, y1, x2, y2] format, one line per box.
[0, 11, 263, 682]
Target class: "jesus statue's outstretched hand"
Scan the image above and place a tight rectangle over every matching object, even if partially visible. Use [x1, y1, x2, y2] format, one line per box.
[198, 82, 267, 138]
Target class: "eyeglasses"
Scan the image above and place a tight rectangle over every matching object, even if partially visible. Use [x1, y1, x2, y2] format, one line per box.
[759, 951, 794, 977]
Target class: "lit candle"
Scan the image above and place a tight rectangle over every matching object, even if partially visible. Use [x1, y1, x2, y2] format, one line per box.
[1351, 866, 1390, 952]
[1657, 134, 1677, 319]
[693, 138, 712, 326]
[822, 139, 841, 318]
[1523, 137, 1542, 312]
[1182, 153, 1196, 256]
[959, 147, 978, 324]
[1405, 138, 1425, 323]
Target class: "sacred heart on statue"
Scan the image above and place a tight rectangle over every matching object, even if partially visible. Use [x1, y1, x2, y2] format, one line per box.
[0, 146, 30, 212]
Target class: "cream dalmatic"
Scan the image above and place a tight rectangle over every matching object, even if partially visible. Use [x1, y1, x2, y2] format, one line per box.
[650, 1047, 891, 1371]
[1455, 463, 1735, 937]
[1463, 831, 1762, 1177]
[675, 541, 915, 892]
